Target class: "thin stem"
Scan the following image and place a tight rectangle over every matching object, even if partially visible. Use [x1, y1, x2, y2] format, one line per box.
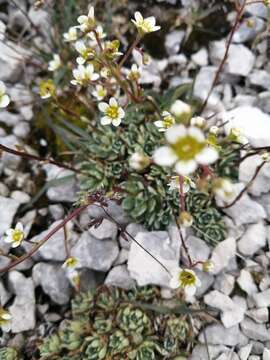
[119, 34, 141, 68]
[200, 0, 248, 113]
[174, 217, 193, 267]
[0, 205, 88, 273]
[0, 143, 82, 174]
[179, 176, 186, 212]
[220, 160, 266, 209]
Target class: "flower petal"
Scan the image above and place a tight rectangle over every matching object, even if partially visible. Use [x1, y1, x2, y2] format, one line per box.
[165, 124, 186, 144]
[118, 108, 125, 118]
[0, 95, 10, 108]
[109, 97, 117, 107]
[112, 118, 122, 127]
[184, 285, 197, 296]
[15, 222, 23, 232]
[188, 126, 205, 142]
[100, 116, 111, 125]
[196, 147, 218, 165]
[98, 102, 109, 112]
[175, 160, 197, 175]
[77, 15, 88, 24]
[135, 12, 143, 22]
[153, 146, 177, 166]
[154, 120, 164, 128]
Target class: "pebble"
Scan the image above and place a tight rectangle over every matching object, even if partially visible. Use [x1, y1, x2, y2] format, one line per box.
[252, 289, 270, 308]
[238, 222, 266, 256]
[198, 323, 247, 346]
[246, 308, 269, 324]
[240, 317, 270, 342]
[105, 265, 135, 289]
[210, 237, 236, 274]
[214, 273, 235, 295]
[237, 269, 258, 295]
[89, 218, 118, 241]
[0, 196, 20, 237]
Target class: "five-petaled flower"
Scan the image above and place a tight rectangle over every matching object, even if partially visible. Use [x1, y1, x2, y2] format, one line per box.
[98, 97, 125, 127]
[153, 124, 218, 175]
[4, 222, 25, 248]
[0, 307, 12, 332]
[0, 81, 10, 108]
[77, 6, 96, 32]
[170, 268, 201, 296]
[92, 85, 107, 101]
[168, 175, 195, 193]
[154, 111, 175, 132]
[75, 41, 95, 64]
[71, 64, 99, 86]
[132, 12, 161, 35]
[127, 64, 141, 81]
[48, 54, 61, 72]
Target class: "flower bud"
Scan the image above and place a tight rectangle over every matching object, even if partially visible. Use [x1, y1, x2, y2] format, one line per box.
[129, 152, 150, 171]
[170, 100, 192, 124]
[178, 211, 193, 228]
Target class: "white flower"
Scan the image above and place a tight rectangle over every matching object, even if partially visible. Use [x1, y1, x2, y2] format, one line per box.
[98, 97, 125, 127]
[209, 126, 219, 135]
[62, 256, 79, 270]
[153, 124, 219, 176]
[213, 178, 235, 201]
[129, 152, 150, 171]
[202, 260, 214, 273]
[4, 222, 25, 248]
[88, 25, 106, 42]
[48, 54, 61, 72]
[170, 100, 192, 121]
[100, 67, 111, 78]
[154, 111, 175, 132]
[127, 64, 141, 81]
[229, 127, 248, 144]
[132, 12, 161, 34]
[63, 26, 78, 42]
[190, 116, 206, 128]
[75, 40, 95, 65]
[71, 64, 99, 86]
[0, 307, 12, 332]
[77, 6, 96, 32]
[170, 268, 201, 296]
[0, 81, 10, 108]
[92, 85, 107, 101]
[167, 175, 195, 193]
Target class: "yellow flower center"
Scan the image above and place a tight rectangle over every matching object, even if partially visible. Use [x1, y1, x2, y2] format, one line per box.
[163, 116, 174, 129]
[64, 257, 78, 268]
[0, 309, 10, 325]
[106, 105, 119, 119]
[98, 89, 106, 98]
[171, 135, 205, 161]
[179, 270, 196, 287]
[12, 229, 24, 243]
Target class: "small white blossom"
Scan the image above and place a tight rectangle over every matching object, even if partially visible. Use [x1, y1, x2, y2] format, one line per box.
[190, 116, 206, 128]
[100, 67, 111, 78]
[0, 307, 12, 332]
[88, 25, 106, 42]
[71, 64, 99, 86]
[75, 41, 95, 64]
[127, 64, 141, 81]
[154, 111, 175, 132]
[129, 152, 150, 171]
[229, 127, 248, 144]
[48, 54, 61, 72]
[62, 256, 79, 270]
[132, 12, 161, 34]
[209, 126, 219, 135]
[92, 85, 107, 101]
[77, 6, 96, 32]
[153, 124, 219, 176]
[213, 178, 235, 201]
[168, 175, 195, 193]
[63, 26, 78, 42]
[202, 260, 214, 273]
[170, 100, 192, 121]
[0, 81, 10, 108]
[98, 97, 125, 127]
[4, 222, 25, 248]
[170, 268, 201, 296]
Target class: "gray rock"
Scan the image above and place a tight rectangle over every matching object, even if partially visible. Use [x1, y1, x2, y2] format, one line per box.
[9, 85, 33, 120]
[165, 30, 185, 55]
[0, 196, 20, 237]
[224, 107, 270, 148]
[87, 200, 130, 226]
[43, 164, 78, 203]
[8, 271, 35, 333]
[214, 273, 235, 295]
[198, 324, 247, 346]
[244, 2, 268, 19]
[105, 265, 136, 289]
[30, 220, 77, 261]
[33, 263, 71, 304]
[181, 235, 210, 265]
[237, 269, 258, 295]
[0, 111, 23, 126]
[28, 6, 51, 39]
[210, 237, 236, 274]
[258, 91, 270, 113]
[249, 69, 270, 90]
[210, 40, 255, 76]
[195, 269, 214, 297]
[238, 222, 266, 256]
[128, 231, 180, 287]
[71, 231, 119, 271]
[193, 66, 217, 101]
[241, 317, 270, 341]
[233, 16, 265, 43]
[0, 280, 11, 306]
[216, 352, 240, 360]
[252, 289, 270, 308]
[204, 290, 235, 312]
[0, 135, 22, 170]
[238, 344, 253, 360]
[79, 268, 103, 292]
[191, 48, 208, 67]
[263, 348, 270, 360]
[216, 183, 266, 226]
[247, 308, 269, 324]
[190, 345, 229, 360]
[10, 190, 30, 204]
[13, 121, 30, 139]
[113, 248, 129, 265]
[119, 223, 146, 249]
[221, 296, 247, 328]
[0, 42, 27, 82]
[239, 155, 270, 196]
[49, 204, 64, 220]
[89, 218, 118, 240]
